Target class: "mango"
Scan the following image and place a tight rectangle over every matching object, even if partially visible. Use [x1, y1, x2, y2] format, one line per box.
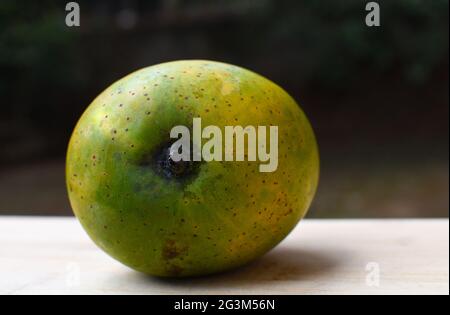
[66, 60, 319, 277]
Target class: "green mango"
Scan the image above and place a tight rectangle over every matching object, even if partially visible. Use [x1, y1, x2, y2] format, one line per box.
[66, 60, 319, 277]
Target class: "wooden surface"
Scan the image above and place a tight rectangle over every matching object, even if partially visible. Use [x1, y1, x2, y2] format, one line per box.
[0, 217, 448, 295]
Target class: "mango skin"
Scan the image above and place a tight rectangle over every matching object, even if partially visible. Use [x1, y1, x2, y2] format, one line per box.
[66, 60, 319, 277]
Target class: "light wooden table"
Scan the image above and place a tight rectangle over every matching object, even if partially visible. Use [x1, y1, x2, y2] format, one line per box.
[0, 217, 448, 295]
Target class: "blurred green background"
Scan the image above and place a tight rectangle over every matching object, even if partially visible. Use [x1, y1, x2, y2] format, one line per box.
[0, 0, 448, 217]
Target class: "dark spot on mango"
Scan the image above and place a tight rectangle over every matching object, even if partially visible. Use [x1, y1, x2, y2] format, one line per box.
[162, 239, 188, 260]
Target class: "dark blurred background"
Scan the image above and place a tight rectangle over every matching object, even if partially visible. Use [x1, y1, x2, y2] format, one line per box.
[0, 0, 448, 217]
